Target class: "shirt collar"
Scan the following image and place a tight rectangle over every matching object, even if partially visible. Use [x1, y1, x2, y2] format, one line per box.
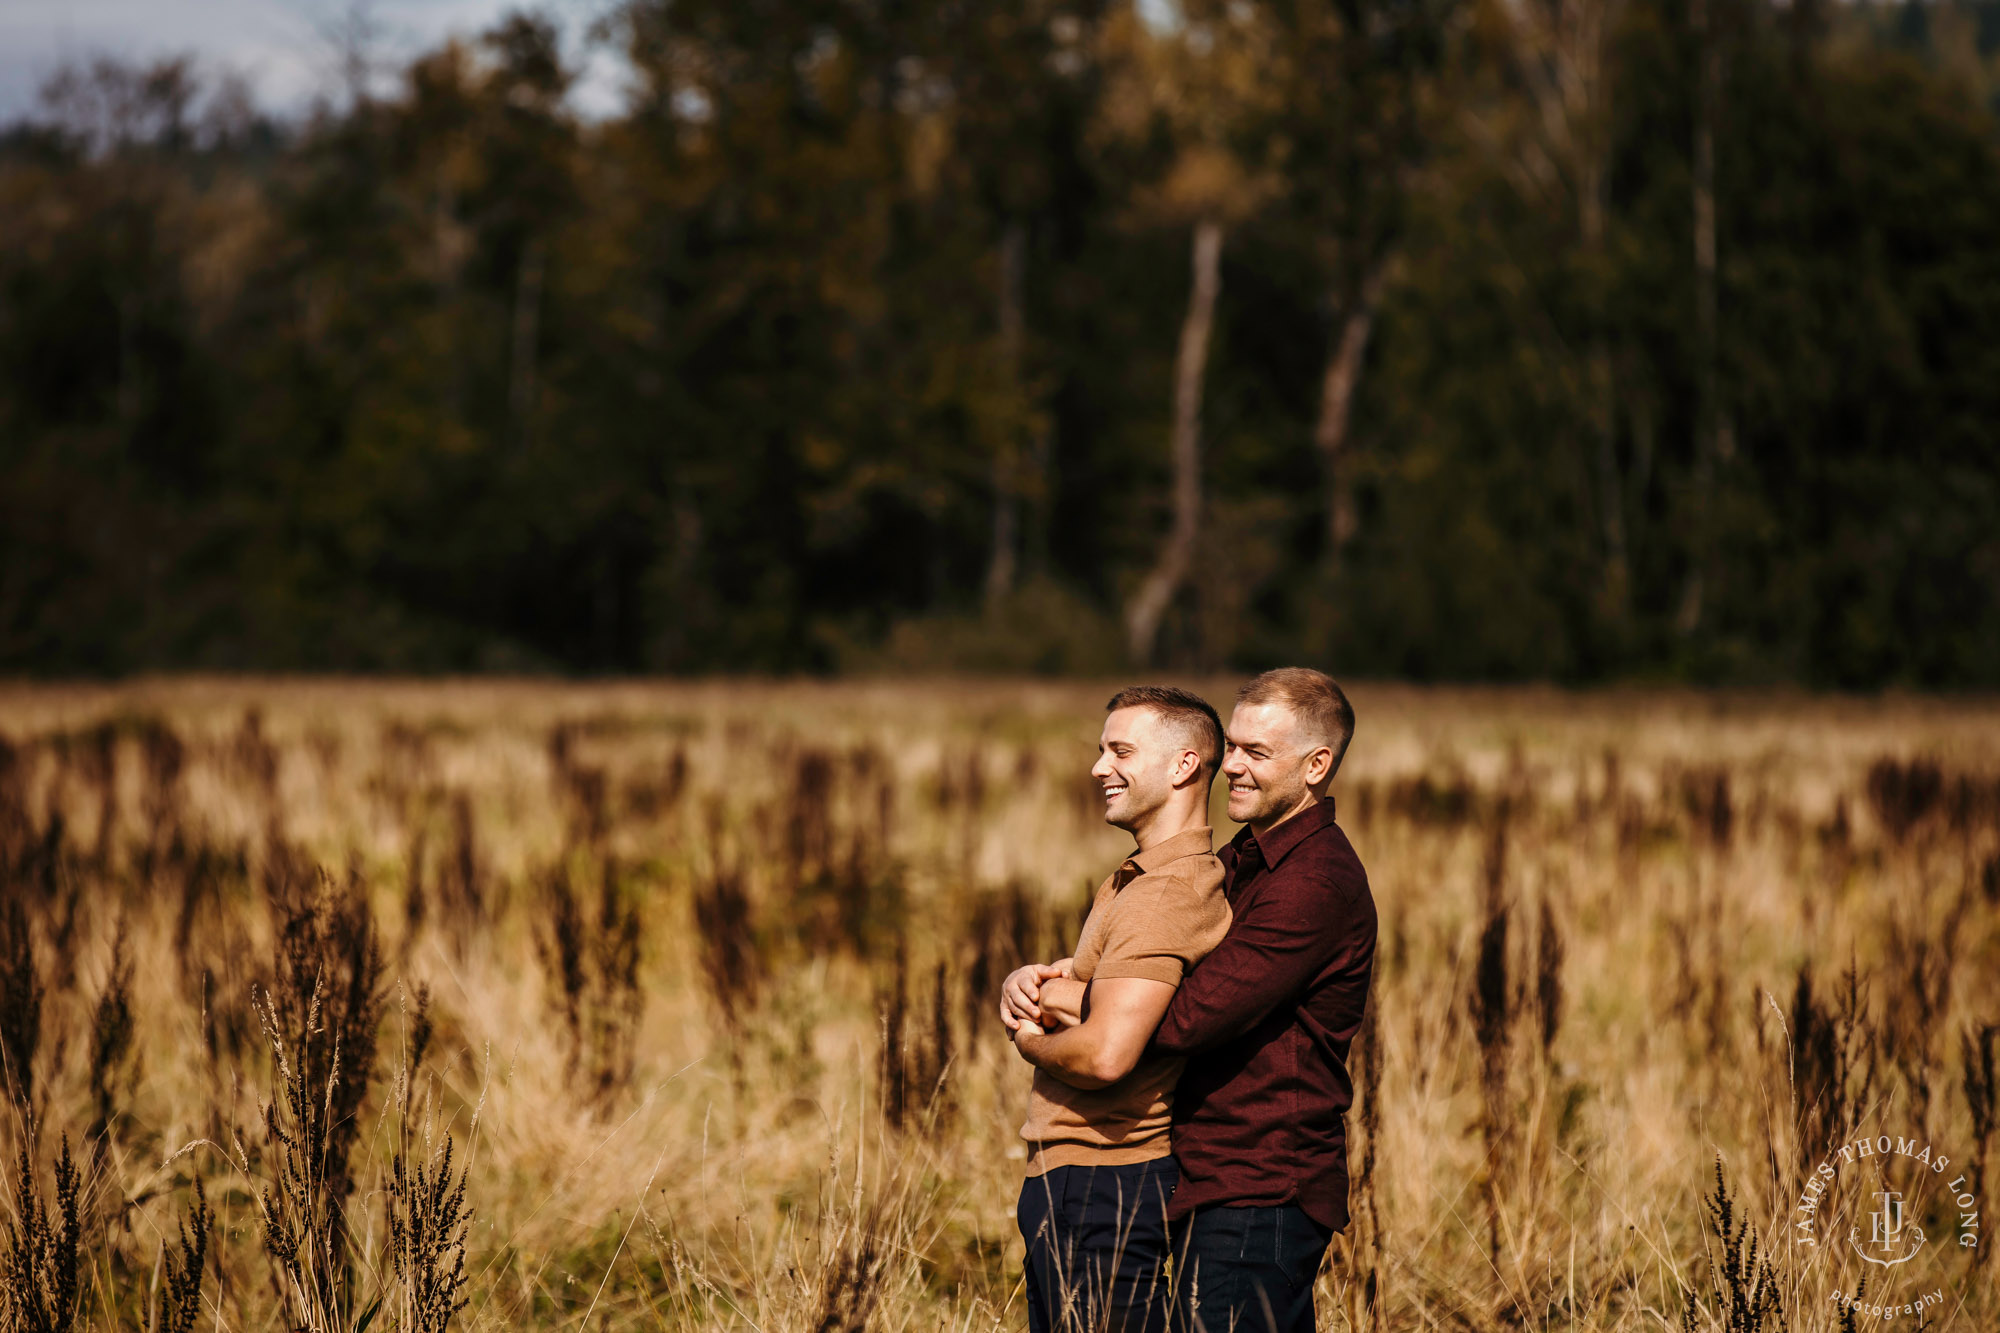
[1241, 795, 1338, 869]
[1127, 825, 1215, 874]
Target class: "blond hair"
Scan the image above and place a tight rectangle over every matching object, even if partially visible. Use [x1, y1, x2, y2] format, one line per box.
[1106, 685, 1224, 782]
[1235, 668, 1355, 776]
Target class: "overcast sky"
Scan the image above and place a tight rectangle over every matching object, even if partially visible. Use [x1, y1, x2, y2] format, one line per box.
[1, 0, 1186, 128]
[0, 0, 630, 124]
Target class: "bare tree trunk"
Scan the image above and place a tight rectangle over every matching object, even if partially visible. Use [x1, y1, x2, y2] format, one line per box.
[1679, 0, 1719, 636]
[510, 237, 545, 448]
[1315, 255, 1391, 571]
[986, 221, 1026, 608]
[1126, 220, 1222, 666]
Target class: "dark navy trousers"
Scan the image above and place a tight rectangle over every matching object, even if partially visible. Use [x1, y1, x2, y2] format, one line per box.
[1168, 1205, 1334, 1333]
[1017, 1157, 1178, 1333]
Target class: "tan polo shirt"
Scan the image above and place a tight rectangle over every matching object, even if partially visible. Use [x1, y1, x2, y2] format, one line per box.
[1019, 825, 1230, 1175]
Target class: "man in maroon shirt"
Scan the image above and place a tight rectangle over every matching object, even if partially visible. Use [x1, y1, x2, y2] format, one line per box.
[1032, 668, 1374, 1333]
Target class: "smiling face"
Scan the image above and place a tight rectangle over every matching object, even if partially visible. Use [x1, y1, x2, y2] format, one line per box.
[1221, 701, 1330, 832]
[1090, 706, 1188, 833]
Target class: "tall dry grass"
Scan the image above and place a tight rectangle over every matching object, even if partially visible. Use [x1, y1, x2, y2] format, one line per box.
[0, 678, 1995, 1332]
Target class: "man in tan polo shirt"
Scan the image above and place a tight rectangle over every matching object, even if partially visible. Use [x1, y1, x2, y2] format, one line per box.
[999, 685, 1229, 1333]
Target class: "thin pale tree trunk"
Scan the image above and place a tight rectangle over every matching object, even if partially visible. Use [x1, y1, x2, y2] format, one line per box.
[1315, 255, 1391, 571]
[986, 220, 1026, 608]
[1126, 220, 1222, 666]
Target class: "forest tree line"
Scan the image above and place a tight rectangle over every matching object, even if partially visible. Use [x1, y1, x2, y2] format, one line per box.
[3, 0, 1999, 682]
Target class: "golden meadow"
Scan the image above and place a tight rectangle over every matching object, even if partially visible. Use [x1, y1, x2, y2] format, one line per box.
[0, 679, 1995, 1333]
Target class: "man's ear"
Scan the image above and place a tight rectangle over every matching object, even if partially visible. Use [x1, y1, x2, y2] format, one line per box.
[1173, 748, 1202, 788]
[1304, 744, 1335, 788]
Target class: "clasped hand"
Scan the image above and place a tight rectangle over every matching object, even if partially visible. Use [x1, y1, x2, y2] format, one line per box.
[999, 958, 1083, 1037]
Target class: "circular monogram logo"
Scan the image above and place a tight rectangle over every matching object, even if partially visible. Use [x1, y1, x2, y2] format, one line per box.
[1793, 1133, 1980, 1320]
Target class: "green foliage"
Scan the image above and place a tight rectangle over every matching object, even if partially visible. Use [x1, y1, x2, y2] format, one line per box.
[0, 1, 1996, 681]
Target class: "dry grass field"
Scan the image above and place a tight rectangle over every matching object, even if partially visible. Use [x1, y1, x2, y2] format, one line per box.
[0, 677, 1996, 1333]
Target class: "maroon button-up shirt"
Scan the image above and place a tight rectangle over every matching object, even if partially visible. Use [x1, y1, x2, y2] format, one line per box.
[1150, 796, 1376, 1232]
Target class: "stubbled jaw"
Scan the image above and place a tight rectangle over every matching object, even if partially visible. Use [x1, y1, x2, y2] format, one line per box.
[1226, 781, 1259, 815]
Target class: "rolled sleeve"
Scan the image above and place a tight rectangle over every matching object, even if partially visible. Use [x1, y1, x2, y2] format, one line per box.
[1089, 875, 1229, 986]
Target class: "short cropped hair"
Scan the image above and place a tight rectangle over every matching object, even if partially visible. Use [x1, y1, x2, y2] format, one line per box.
[1236, 668, 1356, 777]
[1105, 685, 1224, 783]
